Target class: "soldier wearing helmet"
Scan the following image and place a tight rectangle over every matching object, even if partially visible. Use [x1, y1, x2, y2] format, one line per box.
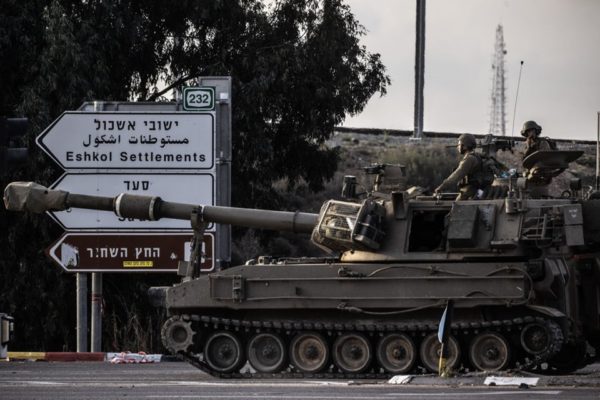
[435, 134, 491, 200]
[520, 120, 556, 197]
[521, 120, 552, 158]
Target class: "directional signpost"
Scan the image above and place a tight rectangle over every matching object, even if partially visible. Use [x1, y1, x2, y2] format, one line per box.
[36, 112, 214, 170]
[47, 232, 214, 273]
[37, 110, 218, 271]
[48, 173, 214, 230]
[35, 78, 232, 354]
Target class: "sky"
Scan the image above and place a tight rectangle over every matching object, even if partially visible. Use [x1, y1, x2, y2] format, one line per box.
[342, 0, 600, 141]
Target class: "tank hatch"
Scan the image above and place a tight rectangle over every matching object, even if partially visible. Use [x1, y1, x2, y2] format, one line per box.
[446, 203, 498, 251]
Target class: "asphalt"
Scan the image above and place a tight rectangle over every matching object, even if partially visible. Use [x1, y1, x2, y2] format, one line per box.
[2, 354, 600, 387]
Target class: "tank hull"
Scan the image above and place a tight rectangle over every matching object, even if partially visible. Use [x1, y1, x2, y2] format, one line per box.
[167, 262, 528, 312]
[160, 258, 594, 377]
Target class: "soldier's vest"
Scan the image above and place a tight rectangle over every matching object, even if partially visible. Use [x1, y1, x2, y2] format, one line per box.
[461, 153, 496, 189]
[524, 137, 557, 159]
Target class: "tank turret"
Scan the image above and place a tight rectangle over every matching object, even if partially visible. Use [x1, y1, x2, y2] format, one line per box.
[3, 154, 600, 377]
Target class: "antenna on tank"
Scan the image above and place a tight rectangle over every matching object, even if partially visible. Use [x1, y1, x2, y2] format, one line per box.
[510, 60, 524, 137]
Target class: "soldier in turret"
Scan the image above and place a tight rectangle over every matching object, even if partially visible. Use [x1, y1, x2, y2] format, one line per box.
[435, 134, 493, 200]
[521, 120, 553, 158]
[520, 120, 557, 197]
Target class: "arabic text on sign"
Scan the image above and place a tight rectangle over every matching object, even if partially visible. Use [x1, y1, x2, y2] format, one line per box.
[82, 134, 190, 148]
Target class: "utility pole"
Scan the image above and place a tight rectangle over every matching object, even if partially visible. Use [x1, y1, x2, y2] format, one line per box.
[413, 0, 426, 140]
[489, 25, 507, 136]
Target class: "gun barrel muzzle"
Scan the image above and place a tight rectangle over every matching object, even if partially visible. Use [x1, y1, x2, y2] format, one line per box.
[3, 182, 68, 213]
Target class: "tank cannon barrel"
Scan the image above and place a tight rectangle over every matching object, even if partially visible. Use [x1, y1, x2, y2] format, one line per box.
[3, 182, 318, 234]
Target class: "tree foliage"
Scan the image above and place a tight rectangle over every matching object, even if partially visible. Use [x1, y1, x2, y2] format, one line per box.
[383, 144, 458, 190]
[152, 0, 390, 206]
[0, 0, 389, 351]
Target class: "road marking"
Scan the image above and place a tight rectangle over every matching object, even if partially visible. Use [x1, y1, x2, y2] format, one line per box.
[386, 392, 563, 396]
[147, 392, 563, 399]
[0, 380, 354, 387]
[2, 381, 68, 386]
[149, 397, 386, 400]
[0, 378, 566, 396]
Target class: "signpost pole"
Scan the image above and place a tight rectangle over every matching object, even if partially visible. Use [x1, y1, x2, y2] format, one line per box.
[90, 101, 103, 353]
[216, 94, 231, 270]
[76, 273, 88, 352]
[90, 273, 102, 352]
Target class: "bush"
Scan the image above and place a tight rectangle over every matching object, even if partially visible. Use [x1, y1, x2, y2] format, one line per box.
[381, 143, 457, 190]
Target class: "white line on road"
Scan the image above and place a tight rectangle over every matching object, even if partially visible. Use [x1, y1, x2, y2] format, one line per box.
[147, 392, 563, 399]
[0, 379, 567, 396]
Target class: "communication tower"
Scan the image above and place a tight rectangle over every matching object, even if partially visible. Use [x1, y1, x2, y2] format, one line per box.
[489, 25, 507, 136]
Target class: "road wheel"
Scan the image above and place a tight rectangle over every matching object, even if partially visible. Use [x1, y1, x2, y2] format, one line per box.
[469, 332, 510, 372]
[332, 333, 372, 373]
[247, 333, 287, 373]
[419, 333, 460, 373]
[376, 333, 417, 373]
[289, 332, 329, 373]
[204, 331, 245, 373]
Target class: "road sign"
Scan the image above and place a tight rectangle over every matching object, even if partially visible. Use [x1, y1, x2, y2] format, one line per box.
[48, 173, 214, 230]
[46, 232, 215, 272]
[36, 112, 214, 170]
[183, 87, 215, 111]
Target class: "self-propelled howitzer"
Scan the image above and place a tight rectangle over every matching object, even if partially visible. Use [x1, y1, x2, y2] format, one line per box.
[4, 166, 600, 377]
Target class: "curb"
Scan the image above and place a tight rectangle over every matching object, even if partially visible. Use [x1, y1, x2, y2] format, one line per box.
[5, 352, 46, 361]
[46, 352, 105, 362]
[5, 351, 173, 363]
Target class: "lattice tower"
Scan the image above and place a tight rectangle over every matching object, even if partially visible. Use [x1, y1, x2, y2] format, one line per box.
[489, 25, 507, 136]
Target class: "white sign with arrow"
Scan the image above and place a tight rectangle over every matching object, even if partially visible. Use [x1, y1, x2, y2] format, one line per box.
[36, 112, 214, 170]
[48, 173, 214, 230]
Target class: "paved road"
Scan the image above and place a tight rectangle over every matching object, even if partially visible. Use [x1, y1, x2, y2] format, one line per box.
[1, 361, 599, 400]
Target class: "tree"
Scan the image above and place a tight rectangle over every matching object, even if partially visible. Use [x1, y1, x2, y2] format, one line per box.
[133, 0, 390, 207]
[0, 0, 389, 351]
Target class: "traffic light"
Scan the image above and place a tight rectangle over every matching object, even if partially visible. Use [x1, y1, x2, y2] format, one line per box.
[0, 117, 29, 169]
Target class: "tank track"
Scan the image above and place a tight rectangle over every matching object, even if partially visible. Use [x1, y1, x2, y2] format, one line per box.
[168, 314, 564, 379]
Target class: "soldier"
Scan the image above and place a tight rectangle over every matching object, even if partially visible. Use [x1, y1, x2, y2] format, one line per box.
[521, 120, 556, 198]
[521, 120, 552, 158]
[435, 134, 492, 200]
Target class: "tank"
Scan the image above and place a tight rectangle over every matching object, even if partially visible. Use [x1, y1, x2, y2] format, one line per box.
[4, 150, 600, 378]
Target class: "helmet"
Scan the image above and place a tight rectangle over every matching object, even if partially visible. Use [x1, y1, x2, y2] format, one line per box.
[458, 133, 477, 150]
[520, 120, 542, 137]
